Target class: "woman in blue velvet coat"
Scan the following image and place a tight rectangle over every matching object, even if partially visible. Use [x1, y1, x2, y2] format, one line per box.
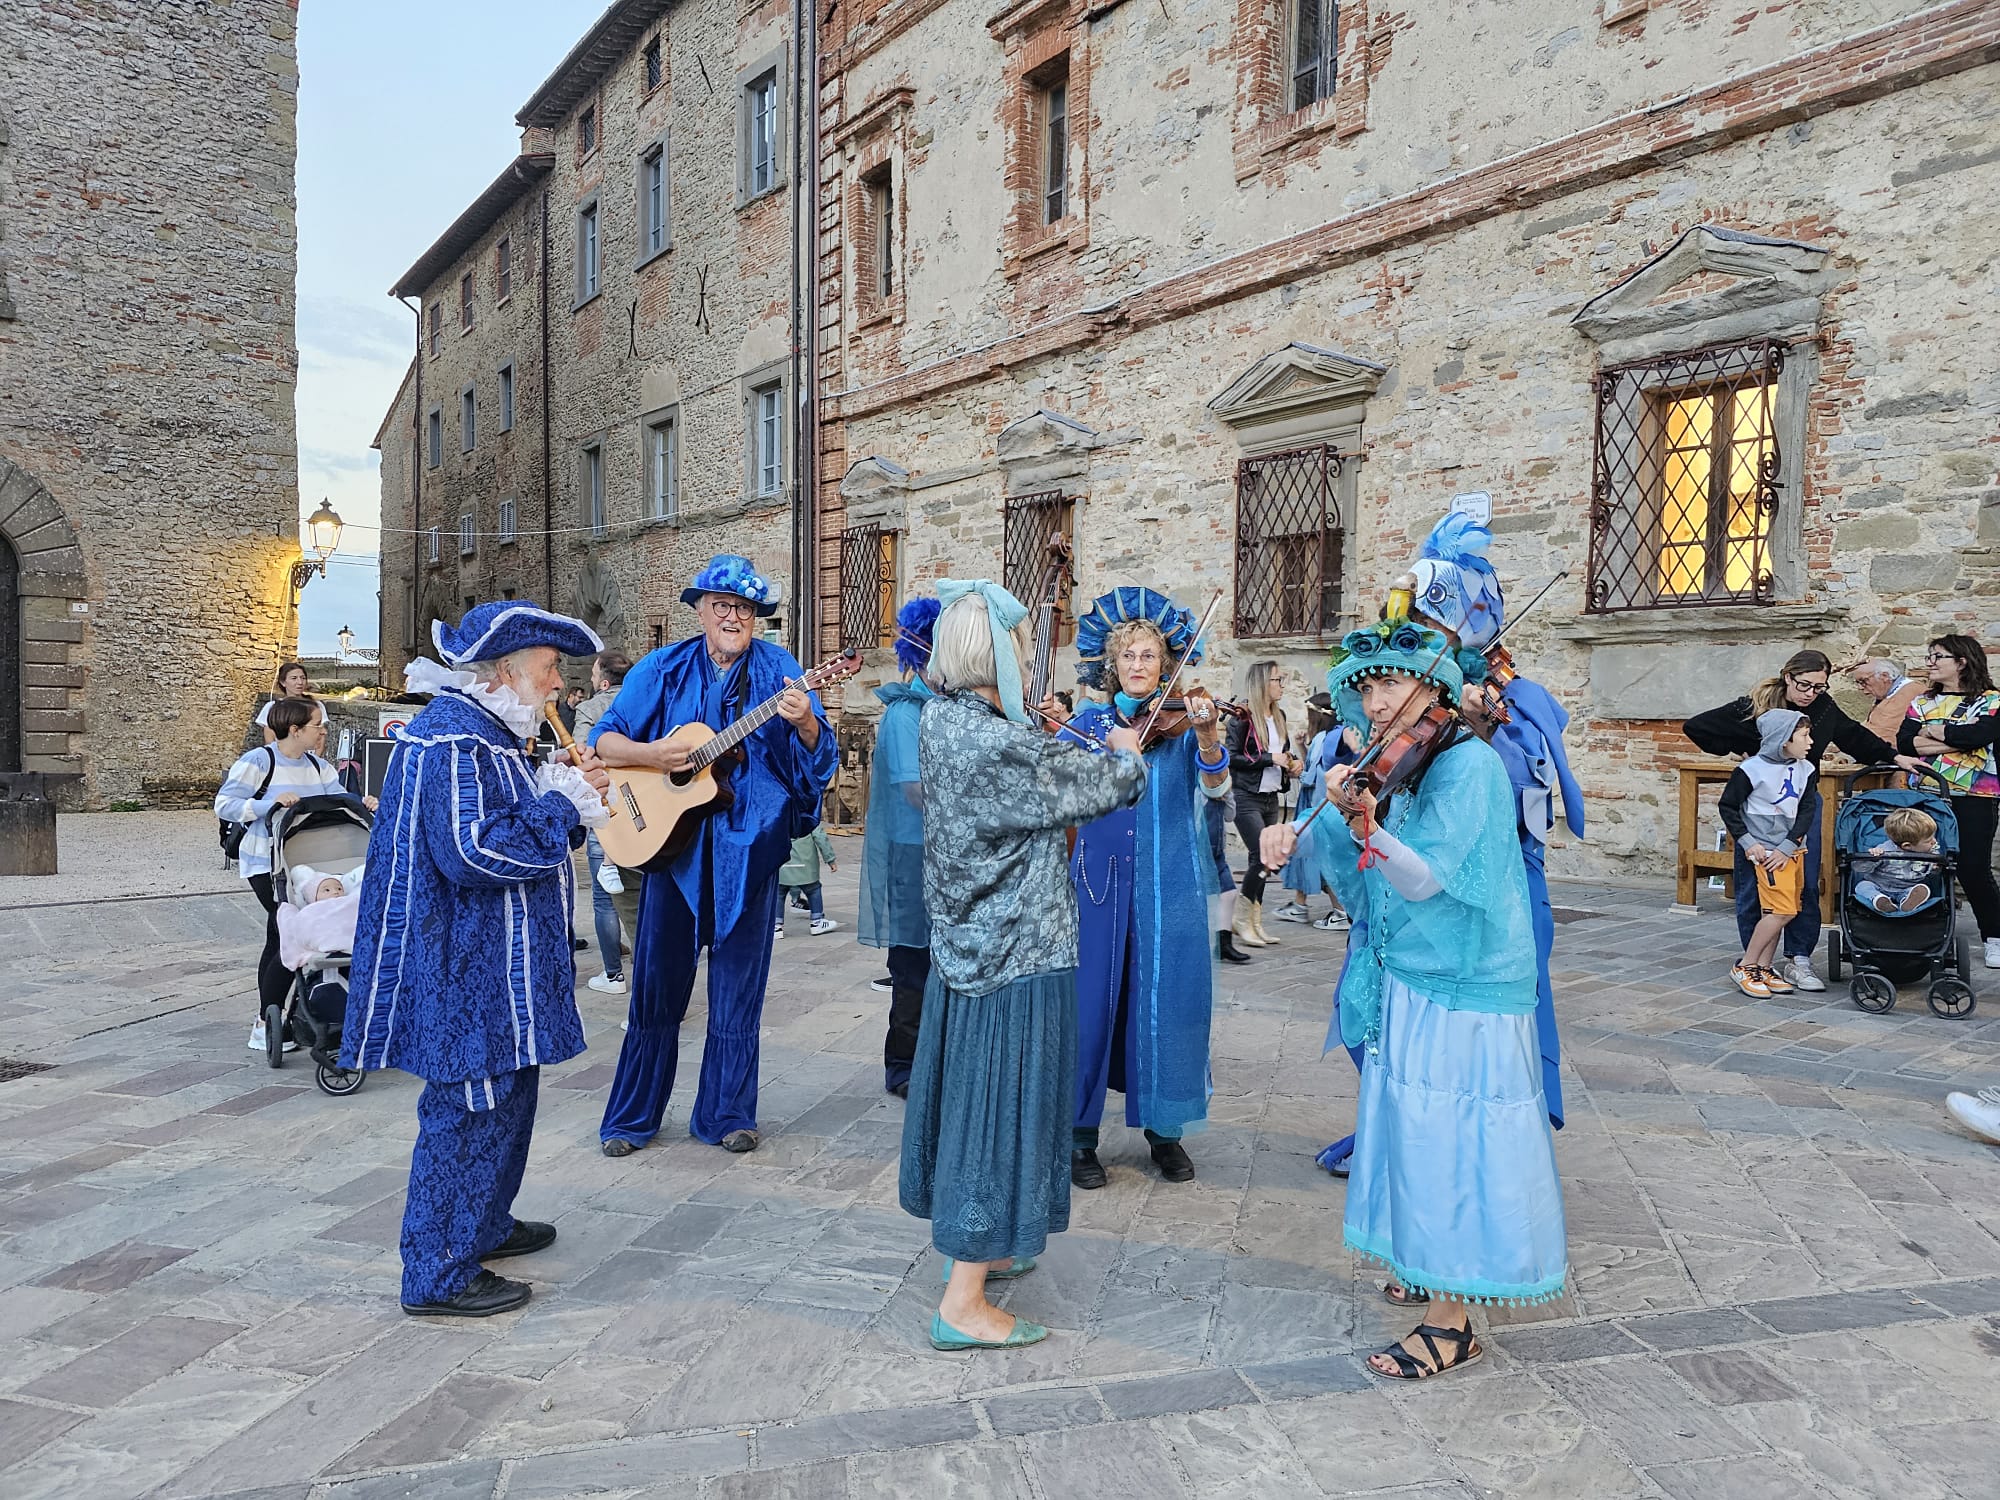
[588, 556, 837, 1156]
[343, 601, 609, 1318]
[1062, 588, 1231, 1190]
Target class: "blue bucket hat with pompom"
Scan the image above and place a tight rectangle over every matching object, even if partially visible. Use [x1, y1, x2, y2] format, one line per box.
[682, 554, 781, 616]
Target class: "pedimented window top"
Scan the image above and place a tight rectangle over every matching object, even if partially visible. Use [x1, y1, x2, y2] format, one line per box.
[1573, 225, 1835, 361]
[1208, 343, 1387, 431]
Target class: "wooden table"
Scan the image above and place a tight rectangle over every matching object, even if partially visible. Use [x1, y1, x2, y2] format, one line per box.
[1674, 756, 1890, 922]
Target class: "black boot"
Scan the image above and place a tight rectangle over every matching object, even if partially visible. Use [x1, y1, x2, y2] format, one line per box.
[1070, 1147, 1107, 1190]
[1148, 1137, 1196, 1183]
[1218, 930, 1251, 964]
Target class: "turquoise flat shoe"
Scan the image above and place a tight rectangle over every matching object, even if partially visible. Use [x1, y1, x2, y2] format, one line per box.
[929, 1311, 1050, 1351]
[939, 1256, 1037, 1284]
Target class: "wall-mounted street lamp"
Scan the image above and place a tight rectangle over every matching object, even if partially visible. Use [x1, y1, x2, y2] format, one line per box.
[289, 499, 344, 599]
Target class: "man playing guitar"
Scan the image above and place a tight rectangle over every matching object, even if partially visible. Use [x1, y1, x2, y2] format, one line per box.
[587, 555, 838, 1157]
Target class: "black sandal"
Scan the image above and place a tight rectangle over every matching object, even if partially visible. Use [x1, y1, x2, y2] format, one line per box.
[1383, 1281, 1431, 1307]
[1367, 1322, 1481, 1380]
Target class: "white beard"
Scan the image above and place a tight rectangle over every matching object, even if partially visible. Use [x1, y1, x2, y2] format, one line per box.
[403, 658, 545, 738]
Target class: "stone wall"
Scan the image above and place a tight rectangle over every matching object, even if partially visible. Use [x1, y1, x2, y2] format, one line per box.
[0, 0, 300, 806]
[815, 0, 2000, 879]
[378, 0, 804, 687]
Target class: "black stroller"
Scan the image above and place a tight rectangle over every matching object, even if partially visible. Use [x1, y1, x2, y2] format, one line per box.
[268, 793, 372, 1095]
[1824, 764, 1974, 1018]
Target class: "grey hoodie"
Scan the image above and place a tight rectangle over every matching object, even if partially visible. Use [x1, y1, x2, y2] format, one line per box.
[1723, 708, 1814, 855]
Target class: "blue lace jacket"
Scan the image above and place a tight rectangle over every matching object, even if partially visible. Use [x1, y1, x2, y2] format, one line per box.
[341, 691, 586, 1088]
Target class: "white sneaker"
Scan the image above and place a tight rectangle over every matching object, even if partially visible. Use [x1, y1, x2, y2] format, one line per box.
[1272, 902, 1311, 924]
[597, 863, 625, 894]
[774, 926, 785, 939]
[870, 976, 893, 993]
[1314, 909, 1352, 932]
[1786, 956, 1827, 993]
[1984, 937, 2000, 969]
[1944, 1088, 2000, 1144]
[588, 973, 627, 994]
[247, 1022, 296, 1053]
[810, 917, 841, 936]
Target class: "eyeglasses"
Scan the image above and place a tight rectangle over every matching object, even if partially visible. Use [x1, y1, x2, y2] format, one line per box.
[1925, 650, 1954, 664]
[1789, 677, 1829, 694]
[1116, 650, 1162, 666]
[704, 596, 757, 619]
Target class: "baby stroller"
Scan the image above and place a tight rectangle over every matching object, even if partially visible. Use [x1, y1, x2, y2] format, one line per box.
[1825, 764, 1974, 1019]
[269, 793, 372, 1096]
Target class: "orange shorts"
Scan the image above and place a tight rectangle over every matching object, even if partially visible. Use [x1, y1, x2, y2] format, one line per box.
[1755, 850, 1806, 918]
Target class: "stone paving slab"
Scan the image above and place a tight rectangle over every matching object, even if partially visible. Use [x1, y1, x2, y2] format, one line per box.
[0, 814, 1998, 1496]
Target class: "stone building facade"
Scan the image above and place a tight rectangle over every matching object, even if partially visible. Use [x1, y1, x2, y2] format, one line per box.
[376, 0, 809, 684]
[814, 0, 2000, 877]
[0, 0, 301, 805]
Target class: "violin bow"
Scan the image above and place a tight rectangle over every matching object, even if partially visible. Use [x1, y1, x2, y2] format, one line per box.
[1480, 567, 1571, 652]
[1137, 590, 1225, 745]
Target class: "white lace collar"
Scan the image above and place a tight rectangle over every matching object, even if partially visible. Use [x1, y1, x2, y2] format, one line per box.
[403, 657, 542, 738]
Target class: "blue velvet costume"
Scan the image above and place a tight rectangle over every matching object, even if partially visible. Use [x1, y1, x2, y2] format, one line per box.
[1065, 702, 1218, 1140]
[341, 621, 595, 1308]
[589, 635, 837, 1145]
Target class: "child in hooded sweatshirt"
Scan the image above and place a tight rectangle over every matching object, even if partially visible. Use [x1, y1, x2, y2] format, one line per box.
[1717, 710, 1816, 997]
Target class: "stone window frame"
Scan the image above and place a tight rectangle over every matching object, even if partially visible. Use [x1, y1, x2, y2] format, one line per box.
[1207, 343, 1385, 647]
[580, 438, 608, 540]
[990, 0, 1089, 276]
[635, 129, 672, 269]
[498, 495, 518, 545]
[1600, 0, 1649, 26]
[641, 34, 664, 96]
[574, 193, 602, 310]
[498, 362, 516, 433]
[642, 403, 681, 524]
[458, 511, 476, 559]
[426, 526, 442, 568]
[459, 271, 475, 332]
[1230, 0, 1371, 184]
[459, 383, 477, 455]
[737, 48, 788, 209]
[495, 236, 514, 303]
[1568, 226, 1834, 630]
[743, 362, 790, 503]
[425, 404, 443, 470]
[835, 88, 912, 334]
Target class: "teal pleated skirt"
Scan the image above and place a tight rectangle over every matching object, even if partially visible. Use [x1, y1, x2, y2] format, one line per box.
[898, 967, 1077, 1264]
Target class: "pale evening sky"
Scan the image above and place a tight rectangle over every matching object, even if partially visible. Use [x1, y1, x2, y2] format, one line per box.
[294, 0, 601, 653]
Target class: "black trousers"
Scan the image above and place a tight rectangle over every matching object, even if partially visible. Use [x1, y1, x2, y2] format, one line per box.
[246, 873, 293, 1020]
[1232, 788, 1282, 905]
[883, 944, 930, 1089]
[1953, 795, 2000, 941]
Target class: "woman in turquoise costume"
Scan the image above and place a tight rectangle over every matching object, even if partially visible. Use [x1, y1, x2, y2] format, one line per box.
[899, 582, 1148, 1351]
[1264, 600, 1567, 1380]
[1061, 588, 1231, 1190]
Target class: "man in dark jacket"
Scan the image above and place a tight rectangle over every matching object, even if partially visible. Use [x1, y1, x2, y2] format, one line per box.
[1683, 653, 1894, 991]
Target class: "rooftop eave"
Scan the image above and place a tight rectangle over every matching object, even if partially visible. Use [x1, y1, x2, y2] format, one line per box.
[516, 0, 675, 128]
[388, 154, 554, 300]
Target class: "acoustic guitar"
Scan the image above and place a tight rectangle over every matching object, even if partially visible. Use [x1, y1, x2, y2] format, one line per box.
[547, 648, 862, 872]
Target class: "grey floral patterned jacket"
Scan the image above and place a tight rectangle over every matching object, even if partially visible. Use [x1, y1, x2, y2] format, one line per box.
[919, 690, 1149, 995]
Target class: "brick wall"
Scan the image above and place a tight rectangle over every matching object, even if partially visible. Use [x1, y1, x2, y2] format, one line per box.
[0, 0, 300, 806]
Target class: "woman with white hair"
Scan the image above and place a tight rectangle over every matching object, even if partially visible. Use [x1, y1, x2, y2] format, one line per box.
[899, 581, 1148, 1351]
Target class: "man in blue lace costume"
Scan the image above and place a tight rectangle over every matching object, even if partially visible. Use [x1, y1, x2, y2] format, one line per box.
[343, 601, 609, 1317]
[589, 555, 837, 1155]
[859, 597, 938, 1097]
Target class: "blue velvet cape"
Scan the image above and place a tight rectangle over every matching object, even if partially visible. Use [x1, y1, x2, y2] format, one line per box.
[858, 679, 931, 951]
[1065, 703, 1217, 1133]
[588, 636, 837, 941]
[342, 690, 586, 1088]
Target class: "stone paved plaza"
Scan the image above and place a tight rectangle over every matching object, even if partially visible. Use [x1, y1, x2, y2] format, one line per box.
[3, 813, 1999, 1499]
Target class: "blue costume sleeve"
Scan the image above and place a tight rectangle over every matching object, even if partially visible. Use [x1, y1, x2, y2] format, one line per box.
[1498, 677, 1583, 839]
[421, 741, 580, 889]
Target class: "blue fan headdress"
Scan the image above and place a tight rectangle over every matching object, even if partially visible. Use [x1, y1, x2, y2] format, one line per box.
[1407, 510, 1505, 651]
[1074, 586, 1201, 691]
[893, 596, 941, 676]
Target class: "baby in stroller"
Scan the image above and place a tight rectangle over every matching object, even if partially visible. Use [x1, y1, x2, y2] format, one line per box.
[269, 793, 374, 1094]
[1855, 808, 1941, 916]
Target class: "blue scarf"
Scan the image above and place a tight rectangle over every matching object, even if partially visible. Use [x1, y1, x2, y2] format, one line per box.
[935, 579, 1030, 724]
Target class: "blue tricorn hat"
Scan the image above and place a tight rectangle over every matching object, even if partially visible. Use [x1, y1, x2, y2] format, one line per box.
[433, 601, 603, 666]
[681, 553, 781, 616]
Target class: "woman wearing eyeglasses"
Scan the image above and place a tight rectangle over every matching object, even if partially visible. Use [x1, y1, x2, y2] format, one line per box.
[1684, 649, 1896, 992]
[1895, 635, 2000, 967]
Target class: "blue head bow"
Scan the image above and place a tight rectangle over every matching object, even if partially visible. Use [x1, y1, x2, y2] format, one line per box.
[935, 579, 1030, 724]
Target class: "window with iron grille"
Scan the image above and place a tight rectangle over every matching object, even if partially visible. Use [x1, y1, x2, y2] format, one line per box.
[1233, 444, 1344, 639]
[839, 524, 900, 649]
[1587, 341, 1783, 612]
[1003, 490, 1075, 610]
[643, 36, 663, 92]
[578, 104, 597, 157]
[1291, 0, 1339, 112]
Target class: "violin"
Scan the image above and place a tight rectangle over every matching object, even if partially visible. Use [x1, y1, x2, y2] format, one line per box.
[1026, 535, 1074, 719]
[1133, 691, 1248, 752]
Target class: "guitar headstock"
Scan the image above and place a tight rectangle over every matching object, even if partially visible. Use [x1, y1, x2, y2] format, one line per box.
[803, 648, 865, 691]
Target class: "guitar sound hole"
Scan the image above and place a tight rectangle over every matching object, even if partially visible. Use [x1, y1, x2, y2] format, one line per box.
[669, 769, 694, 788]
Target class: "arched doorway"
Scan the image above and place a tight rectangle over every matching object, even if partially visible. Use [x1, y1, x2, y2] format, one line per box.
[1, 533, 20, 773]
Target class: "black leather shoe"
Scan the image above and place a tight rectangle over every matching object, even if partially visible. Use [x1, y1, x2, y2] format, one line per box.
[485, 1220, 557, 1259]
[1218, 932, 1252, 964]
[1070, 1147, 1107, 1190]
[402, 1269, 531, 1318]
[720, 1129, 761, 1153]
[1150, 1139, 1196, 1183]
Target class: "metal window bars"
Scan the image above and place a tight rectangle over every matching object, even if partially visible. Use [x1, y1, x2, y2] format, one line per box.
[1233, 444, 1344, 639]
[1587, 340, 1784, 613]
[1003, 490, 1075, 615]
[839, 523, 899, 649]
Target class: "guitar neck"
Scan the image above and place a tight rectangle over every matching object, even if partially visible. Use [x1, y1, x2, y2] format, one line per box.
[690, 670, 827, 769]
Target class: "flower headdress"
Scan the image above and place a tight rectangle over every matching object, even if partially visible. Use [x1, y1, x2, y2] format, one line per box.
[1324, 594, 1465, 747]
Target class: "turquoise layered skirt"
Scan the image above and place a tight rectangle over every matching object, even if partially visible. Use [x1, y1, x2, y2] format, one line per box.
[898, 968, 1077, 1263]
[1344, 975, 1568, 1305]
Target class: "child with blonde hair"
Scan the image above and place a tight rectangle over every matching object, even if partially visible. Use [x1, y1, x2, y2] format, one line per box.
[1857, 807, 1941, 915]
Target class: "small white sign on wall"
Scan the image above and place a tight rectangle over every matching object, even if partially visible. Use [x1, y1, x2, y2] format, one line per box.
[69, 601, 90, 615]
[1451, 491, 1492, 526]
